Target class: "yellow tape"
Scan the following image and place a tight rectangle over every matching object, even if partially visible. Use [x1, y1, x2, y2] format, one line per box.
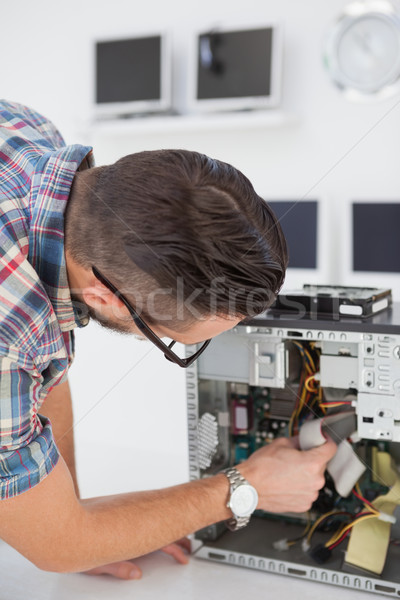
[345, 451, 400, 575]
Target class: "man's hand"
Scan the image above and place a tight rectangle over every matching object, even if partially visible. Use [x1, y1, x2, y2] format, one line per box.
[239, 436, 337, 513]
[82, 538, 190, 580]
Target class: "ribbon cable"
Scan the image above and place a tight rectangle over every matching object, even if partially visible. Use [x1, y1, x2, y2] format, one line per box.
[299, 411, 365, 498]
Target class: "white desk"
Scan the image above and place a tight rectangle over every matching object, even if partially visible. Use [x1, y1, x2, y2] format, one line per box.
[0, 541, 370, 600]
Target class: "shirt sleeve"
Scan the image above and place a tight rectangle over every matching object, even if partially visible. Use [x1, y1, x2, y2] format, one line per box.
[0, 347, 60, 499]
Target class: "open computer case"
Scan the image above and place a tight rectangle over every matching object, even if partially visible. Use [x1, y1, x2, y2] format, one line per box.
[185, 303, 400, 597]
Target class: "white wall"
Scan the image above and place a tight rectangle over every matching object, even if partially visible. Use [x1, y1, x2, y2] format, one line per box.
[2, 0, 400, 497]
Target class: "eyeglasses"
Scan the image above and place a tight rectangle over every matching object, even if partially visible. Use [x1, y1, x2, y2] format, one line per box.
[92, 266, 211, 368]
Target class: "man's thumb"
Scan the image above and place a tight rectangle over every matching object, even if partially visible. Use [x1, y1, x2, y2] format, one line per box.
[307, 436, 337, 461]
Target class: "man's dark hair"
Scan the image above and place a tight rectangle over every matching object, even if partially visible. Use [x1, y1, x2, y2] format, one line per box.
[66, 149, 288, 330]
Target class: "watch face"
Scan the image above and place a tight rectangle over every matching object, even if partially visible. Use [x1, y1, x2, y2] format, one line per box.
[230, 484, 259, 518]
[324, 1, 400, 97]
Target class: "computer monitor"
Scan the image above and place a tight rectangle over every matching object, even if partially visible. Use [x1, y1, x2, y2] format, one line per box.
[341, 199, 400, 299]
[267, 199, 330, 290]
[187, 24, 282, 113]
[94, 33, 171, 118]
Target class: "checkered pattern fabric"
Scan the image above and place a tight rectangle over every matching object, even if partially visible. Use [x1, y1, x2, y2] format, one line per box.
[0, 100, 93, 498]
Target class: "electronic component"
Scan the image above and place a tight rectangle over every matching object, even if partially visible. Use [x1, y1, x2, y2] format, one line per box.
[263, 199, 332, 291]
[353, 203, 400, 275]
[230, 383, 253, 434]
[272, 284, 392, 318]
[197, 413, 219, 470]
[341, 199, 400, 299]
[189, 303, 400, 597]
[268, 201, 318, 270]
[187, 24, 282, 113]
[94, 33, 171, 118]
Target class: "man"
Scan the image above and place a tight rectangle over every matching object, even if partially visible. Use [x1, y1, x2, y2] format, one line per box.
[0, 100, 336, 579]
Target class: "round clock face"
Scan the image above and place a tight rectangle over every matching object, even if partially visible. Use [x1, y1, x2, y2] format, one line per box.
[230, 484, 259, 517]
[325, 1, 400, 97]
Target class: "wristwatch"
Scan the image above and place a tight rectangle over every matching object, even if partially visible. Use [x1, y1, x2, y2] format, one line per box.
[223, 467, 259, 531]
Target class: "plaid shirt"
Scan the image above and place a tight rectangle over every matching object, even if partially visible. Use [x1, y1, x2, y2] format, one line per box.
[0, 100, 93, 499]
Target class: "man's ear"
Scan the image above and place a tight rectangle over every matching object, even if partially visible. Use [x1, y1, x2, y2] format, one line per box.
[82, 278, 122, 312]
[82, 286, 108, 311]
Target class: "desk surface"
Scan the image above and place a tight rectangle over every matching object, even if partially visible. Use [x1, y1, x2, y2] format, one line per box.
[0, 541, 370, 600]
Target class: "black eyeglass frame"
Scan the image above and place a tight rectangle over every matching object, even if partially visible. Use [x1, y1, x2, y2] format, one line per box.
[92, 266, 211, 368]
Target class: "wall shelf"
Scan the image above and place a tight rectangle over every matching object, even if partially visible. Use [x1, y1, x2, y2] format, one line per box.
[87, 110, 296, 137]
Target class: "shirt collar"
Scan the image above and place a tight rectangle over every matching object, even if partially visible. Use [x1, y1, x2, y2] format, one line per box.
[28, 144, 94, 332]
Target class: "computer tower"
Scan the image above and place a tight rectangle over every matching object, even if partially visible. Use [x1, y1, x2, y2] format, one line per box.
[185, 304, 400, 597]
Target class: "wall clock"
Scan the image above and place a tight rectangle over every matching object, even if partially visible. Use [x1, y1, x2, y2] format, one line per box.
[324, 0, 400, 99]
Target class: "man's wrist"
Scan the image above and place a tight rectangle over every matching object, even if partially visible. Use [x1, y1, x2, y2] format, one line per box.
[212, 473, 234, 521]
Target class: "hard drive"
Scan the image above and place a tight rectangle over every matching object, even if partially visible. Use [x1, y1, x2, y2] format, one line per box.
[271, 284, 392, 319]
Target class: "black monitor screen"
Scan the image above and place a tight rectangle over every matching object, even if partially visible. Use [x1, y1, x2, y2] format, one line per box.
[268, 201, 318, 269]
[197, 27, 273, 100]
[96, 36, 161, 104]
[353, 202, 400, 273]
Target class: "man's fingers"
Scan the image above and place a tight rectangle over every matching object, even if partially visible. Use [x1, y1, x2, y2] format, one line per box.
[84, 560, 142, 580]
[306, 436, 337, 462]
[161, 542, 190, 564]
[175, 537, 191, 553]
[285, 435, 300, 449]
[83, 540, 190, 580]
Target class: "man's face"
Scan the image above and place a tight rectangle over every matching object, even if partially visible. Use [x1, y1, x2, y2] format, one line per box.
[66, 252, 244, 345]
[77, 296, 242, 345]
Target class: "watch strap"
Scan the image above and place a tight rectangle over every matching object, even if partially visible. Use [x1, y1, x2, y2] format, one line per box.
[224, 467, 247, 488]
[223, 467, 253, 531]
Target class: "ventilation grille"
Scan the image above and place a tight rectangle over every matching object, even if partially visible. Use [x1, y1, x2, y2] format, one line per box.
[198, 412, 219, 470]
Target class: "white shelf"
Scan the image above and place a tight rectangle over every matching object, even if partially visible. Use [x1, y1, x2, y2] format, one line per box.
[87, 110, 296, 137]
